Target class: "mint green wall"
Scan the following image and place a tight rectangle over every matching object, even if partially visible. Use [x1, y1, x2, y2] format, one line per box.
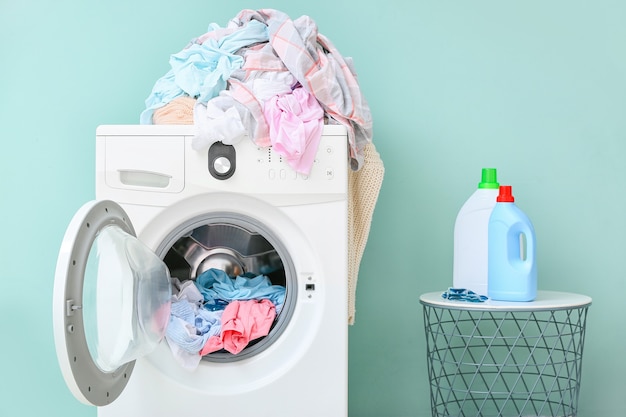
[2, 1, 624, 416]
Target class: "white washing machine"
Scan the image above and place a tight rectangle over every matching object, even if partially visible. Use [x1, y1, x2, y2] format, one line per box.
[53, 124, 349, 416]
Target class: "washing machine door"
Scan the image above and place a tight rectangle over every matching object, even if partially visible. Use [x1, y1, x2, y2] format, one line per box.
[52, 200, 172, 406]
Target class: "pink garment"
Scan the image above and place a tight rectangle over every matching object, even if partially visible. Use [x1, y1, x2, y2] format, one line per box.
[264, 87, 324, 174]
[201, 299, 276, 355]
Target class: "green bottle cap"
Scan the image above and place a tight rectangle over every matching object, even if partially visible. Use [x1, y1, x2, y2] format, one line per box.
[478, 168, 499, 189]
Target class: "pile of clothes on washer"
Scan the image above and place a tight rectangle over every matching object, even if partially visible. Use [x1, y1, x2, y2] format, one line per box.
[140, 8, 372, 174]
[165, 269, 286, 370]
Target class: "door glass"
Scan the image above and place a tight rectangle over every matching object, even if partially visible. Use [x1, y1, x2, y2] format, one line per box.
[83, 224, 172, 372]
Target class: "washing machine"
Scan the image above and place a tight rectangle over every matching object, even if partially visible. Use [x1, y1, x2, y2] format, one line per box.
[53, 124, 349, 416]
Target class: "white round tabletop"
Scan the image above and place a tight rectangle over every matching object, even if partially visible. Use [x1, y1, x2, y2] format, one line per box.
[419, 290, 592, 311]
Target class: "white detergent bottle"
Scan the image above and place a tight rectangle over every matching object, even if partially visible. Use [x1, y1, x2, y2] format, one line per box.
[488, 185, 537, 301]
[453, 168, 499, 296]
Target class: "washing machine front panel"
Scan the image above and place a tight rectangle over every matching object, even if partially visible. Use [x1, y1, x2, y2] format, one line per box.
[53, 200, 172, 406]
[91, 125, 349, 416]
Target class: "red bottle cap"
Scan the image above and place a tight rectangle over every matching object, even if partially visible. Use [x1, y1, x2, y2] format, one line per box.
[497, 185, 515, 202]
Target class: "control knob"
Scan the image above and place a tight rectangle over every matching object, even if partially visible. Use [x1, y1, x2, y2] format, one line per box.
[213, 156, 231, 175]
[208, 142, 236, 180]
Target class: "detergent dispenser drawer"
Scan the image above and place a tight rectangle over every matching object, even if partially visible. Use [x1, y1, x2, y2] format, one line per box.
[103, 136, 185, 192]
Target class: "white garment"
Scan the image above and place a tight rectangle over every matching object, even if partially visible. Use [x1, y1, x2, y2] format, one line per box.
[192, 97, 248, 150]
[191, 57, 296, 151]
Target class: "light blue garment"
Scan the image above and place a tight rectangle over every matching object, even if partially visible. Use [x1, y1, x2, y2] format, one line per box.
[195, 268, 286, 311]
[166, 300, 223, 354]
[140, 20, 269, 124]
[169, 43, 242, 102]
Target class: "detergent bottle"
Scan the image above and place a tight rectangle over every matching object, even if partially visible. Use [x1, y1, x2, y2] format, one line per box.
[453, 168, 499, 296]
[487, 185, 537, 301]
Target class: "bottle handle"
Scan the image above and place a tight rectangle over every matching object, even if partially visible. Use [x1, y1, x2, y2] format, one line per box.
[516, 224, 535, 265]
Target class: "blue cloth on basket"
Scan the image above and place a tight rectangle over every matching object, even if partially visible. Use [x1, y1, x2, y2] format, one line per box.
[442, 288, 488, 303]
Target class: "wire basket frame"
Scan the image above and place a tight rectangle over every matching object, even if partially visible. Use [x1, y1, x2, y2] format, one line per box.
[422, 304, 589, 417]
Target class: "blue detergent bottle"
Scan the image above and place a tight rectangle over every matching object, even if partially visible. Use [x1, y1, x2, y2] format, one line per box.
[487, 185, 537, 301]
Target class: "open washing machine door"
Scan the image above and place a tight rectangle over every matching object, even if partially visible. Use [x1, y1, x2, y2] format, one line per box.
[52, 200, 171, 406]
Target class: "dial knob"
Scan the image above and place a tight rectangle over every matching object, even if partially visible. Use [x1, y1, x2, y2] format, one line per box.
[208, 142, 236, 180]
[213, 156, 231, 175]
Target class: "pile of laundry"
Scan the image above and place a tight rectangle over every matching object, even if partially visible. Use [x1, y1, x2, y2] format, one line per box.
[165, 268, 286, 370]
[140, 8, 373, 174]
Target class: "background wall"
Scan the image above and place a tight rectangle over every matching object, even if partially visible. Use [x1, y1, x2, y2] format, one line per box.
[1, 1, 624, 416]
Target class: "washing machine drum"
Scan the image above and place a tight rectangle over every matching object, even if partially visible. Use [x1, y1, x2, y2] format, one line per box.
[157, 212, 297, 362]
[166, 223, 284, 281]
